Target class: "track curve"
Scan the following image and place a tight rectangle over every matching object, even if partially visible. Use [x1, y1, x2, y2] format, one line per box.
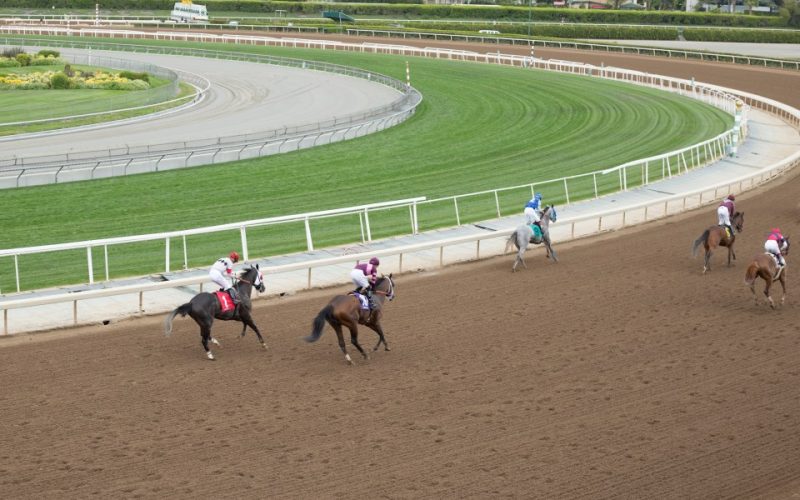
[1, 39, 799, 499]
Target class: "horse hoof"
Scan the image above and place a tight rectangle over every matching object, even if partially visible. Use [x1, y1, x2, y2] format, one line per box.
[211, 338, 220, 346]
[385, 346, 391, 352]
[261, 342, 268, 350]
[207, 352, 215, 360]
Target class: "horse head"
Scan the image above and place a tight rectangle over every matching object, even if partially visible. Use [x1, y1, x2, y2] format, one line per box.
[733, 211, 744, 233]
[544, 205, 557, 223]
[376, 273, 395, 301]
[240, 264, 265, 293]
[783, 236, 790, 256]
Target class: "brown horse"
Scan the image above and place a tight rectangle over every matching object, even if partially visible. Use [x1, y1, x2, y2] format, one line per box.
[744, 240, 790, 309]
[305, 274, 395, 365]
[691, 211, 744, 274]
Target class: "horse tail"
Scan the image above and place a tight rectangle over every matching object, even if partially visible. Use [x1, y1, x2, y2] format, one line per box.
[691, 230, 710, 257]
[305, 304, 333, 343]
[164, 302, 192, 337]
[744, 261, 760, 286]
[505, 231, 517, 253]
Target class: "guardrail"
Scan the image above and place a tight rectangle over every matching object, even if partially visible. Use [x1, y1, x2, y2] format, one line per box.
[0, 197, 425, 294]
[3, 136, 798, 335]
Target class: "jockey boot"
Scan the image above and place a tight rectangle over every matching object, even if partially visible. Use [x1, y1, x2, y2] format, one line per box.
[727, 225, 734, 238]
[227, 287, 240, 305]
[366, 289, 376, 310]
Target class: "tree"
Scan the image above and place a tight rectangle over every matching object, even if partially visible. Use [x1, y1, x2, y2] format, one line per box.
[780, 0, 800, 25]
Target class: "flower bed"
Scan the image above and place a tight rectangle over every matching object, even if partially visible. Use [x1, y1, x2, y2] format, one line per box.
[0, 69, 152, 91]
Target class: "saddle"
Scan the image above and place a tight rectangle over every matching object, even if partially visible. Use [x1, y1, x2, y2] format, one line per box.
[350, 292, 371, 311]
[719, 225, 733, 239]
[765, 252, 785, 280]
[529, 223, 543, 244]
[214, 291, 236, 314]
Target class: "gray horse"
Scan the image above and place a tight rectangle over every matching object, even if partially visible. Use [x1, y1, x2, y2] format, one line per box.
[504, 205, 558, 272]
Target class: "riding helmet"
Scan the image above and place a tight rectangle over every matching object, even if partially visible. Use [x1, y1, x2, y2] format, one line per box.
[229, 251, 240, 262]
[369, 257, 380, 266]
[728, 194, 735, 200]
[535, 192, 542, 199]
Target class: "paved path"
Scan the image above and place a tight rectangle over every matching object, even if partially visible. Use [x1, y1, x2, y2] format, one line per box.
[2, 106, 797, 335]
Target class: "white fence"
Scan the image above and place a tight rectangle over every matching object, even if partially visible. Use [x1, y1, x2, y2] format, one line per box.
[0, 197, 425, 293]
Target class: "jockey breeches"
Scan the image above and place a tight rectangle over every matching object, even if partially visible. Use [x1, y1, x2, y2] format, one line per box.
[209, 269, 233, 290]
[350, 269, 370, 289]
[524, 207, 541, 225]
[764, 240, 785, 263]
[717, 206, 731, 227]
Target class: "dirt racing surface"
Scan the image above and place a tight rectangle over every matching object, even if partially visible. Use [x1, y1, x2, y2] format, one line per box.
[2, 41, 800, 499]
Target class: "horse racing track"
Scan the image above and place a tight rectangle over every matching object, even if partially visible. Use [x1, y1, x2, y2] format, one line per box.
[2, 46, 800, 498]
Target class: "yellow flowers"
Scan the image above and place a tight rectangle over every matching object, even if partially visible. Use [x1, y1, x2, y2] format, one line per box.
[0, 69, 151, 91]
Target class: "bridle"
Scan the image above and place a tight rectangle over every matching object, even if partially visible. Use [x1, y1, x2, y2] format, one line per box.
[372, 276, 395, 301]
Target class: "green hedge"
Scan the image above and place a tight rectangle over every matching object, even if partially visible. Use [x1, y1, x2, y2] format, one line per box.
[3, 0, 791, 27]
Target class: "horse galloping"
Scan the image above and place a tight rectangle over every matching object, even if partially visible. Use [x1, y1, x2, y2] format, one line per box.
[505, 205, 558, 272]
[305, 275, 395, 365]
[691, 211, 744, 274]
[164, 264, 266, 360]
[744, 238, 790, 309]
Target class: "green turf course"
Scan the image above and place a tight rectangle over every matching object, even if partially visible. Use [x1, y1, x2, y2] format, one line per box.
[0, 37, 731, 292]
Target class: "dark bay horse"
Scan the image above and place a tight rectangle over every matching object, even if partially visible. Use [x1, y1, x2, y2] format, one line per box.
[691, 211, 744, 274]
[164, 265, 266, 360]
[305, 274, 395, 365]
[744, 239, 790, 309]
[505, 205, 558, 272]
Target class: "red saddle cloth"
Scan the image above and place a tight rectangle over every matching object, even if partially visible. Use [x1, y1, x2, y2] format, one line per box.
[215, 291, 235, 313]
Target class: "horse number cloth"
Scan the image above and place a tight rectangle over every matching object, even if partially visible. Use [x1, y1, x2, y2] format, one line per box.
[215, 291, 235, 313]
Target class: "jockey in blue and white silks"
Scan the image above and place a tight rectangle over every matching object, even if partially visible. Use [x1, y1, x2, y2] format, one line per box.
[524, 192, 543, 225]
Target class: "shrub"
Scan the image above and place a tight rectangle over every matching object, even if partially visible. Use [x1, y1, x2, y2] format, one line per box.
[0, 58, 22, 68]
[37, 49, 60, 58]
[63, 64, 74, 77]
[15, 53, 31, 66]
[50, 72, 71, 89]
[119, 70, 150, 83]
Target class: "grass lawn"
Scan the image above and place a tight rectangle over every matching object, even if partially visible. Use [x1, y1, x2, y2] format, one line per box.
[0, 37, 732, 292]
[0, 64, 183, 135]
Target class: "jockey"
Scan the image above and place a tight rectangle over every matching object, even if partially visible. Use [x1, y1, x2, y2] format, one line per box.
[717, 194, 736, 238]
[765, 228, 787, 268]
[524, 192, 543, 226]
[209, 251, 240, 304]
[351, 257, 380, 309]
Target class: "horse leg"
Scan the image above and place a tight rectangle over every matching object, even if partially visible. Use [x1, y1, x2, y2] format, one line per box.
[365, 320, 389, 352]
[240, 323, 247, 338]
[331, 323, 354, 365]
[727, 246, 734, 267]
[513, 247, 527, 272]
[347, 322, 369, 361]
[764, 278, 775, 309]
[703, 248, 712, 274]
[201, 324, 216, 360]
[779, 274, 787, 306]
[545, 238, 558, 263]
[242, 313, 267, 349]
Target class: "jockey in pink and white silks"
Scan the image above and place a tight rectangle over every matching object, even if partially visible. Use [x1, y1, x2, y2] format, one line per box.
[523, 192, 543, 226]
[717, 194, 736, 237]
[351, 257, 380, 309]
[765, 228, 787, 268]
[210, 251, 240, 304]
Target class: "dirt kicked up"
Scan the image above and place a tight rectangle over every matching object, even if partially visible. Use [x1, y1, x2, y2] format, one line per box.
[1, 39, 800, 499]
